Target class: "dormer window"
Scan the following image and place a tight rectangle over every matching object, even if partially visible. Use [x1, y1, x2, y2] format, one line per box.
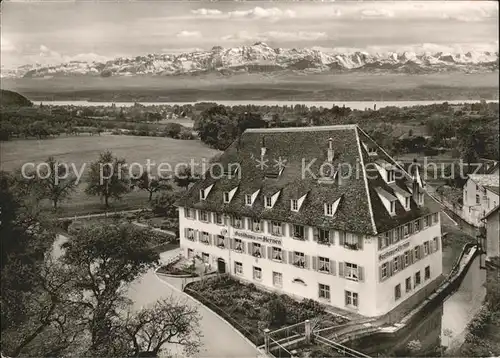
[200, 190, 206, 200]
[368, 147, 377, 155]
[223, 192, 230, 203]
[265, 196, 273, 208]
[418, 192, 424, 205]
[291, 199, 299, 212]
[325, 203, 334, 216]
[387, 170, 395, 183]
[245, 194, 252, 206]
[404, 197, 410, 210]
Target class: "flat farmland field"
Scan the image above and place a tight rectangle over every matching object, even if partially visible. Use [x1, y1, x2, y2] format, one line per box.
[1, 134, 220, 215]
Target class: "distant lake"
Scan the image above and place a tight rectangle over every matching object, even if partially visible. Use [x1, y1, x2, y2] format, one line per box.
[35, 99, 498, 110]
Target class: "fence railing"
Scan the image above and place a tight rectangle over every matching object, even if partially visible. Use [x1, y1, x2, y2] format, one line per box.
[269, 321, 306, 342]
[268, 336, 293, 358]
[314, 335, 371, 358]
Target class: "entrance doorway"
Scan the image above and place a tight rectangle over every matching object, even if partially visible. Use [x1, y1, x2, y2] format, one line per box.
[217, 258, 226, 274]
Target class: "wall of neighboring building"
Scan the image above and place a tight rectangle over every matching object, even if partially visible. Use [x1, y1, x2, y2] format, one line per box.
[486, 210, 500, 260]
[375, 216, 443, 315]
[462, 179, 499, 226]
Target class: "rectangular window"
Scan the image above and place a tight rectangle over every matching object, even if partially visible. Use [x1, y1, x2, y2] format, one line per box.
[318, 229, 331, 244]
[235, 261, 243, 275]
[345, 262, 359, 281]
[185, 208, 193, 219]
[233, 216, 243, 229]
[405, 277, 412, 292]
[252, 243, 262, 258]
[200, 211, 209, 222]
[418, 192, 424, 204]
[272, 247, 283, 261]
[293, 251, 305, 268]
[223, 192, 230, 203]
[201, 232, 210, 244]
[293, 225, 305, 240]
[325, 203, 334, 216]
[273, 272, 282, 287]
[476, 194, 480, 205]
[271, 221, 282, 236]
[395, 284, 402, 300]
[393, 257, 399, 273]
[319, 284, 331, 300]
[379, 232, 390, 249]
[433, 237, 439, 252]
[404, 223, 411, 237]
[234, 238, 243, 252]
[187, 228, 195, 241]
[405, 197, 410, 209]
[404, 251, 410, 267]
[216, 235, 225, 248]
[381, 262, 389, 279]
[390, 201, 396, 214]
[187, 248, 193, 258]
[265, 196, 273, 208]
[432, 213, 438, 224]
[291, 199, 299, 212]
[423, 215, 430, 228]
[253, 266, 262, 280]
[202, 253, 209, 264]
[245, 195, 252, 206]
[214, 213, 223, 225]
[425, 266, 430, 280]
[318, 257, 330, 273]
[415, 271, 421, 286]
[345, 290, 359, 307]
[344, 233, 360, 250]
[414, 246, 421, 261]
[253, 219, 262, 232]
[200, 190, 206, 200]
[424, 241, 429, 255]
[414, 220, 420, 232]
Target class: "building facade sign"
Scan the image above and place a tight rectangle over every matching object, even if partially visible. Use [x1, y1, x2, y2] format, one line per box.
[234, 231, 282, 246]
[379, 241, 411, 261]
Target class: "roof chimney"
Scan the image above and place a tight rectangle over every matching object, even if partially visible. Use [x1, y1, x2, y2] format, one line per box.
[327, 138, 334, 162]
[261, 136, 267, 157]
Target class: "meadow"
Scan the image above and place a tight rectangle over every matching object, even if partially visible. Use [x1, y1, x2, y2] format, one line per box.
[1, 134, 220, 215]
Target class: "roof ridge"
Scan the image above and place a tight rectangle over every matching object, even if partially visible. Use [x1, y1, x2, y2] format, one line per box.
[355, 126, 377, 235]
[245, 124, 358, 133]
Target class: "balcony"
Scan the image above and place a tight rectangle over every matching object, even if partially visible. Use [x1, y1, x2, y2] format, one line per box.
[344, 242, 359, 250]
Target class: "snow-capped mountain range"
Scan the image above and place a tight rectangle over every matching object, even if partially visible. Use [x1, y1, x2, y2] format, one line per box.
[2, 42, 498, 79]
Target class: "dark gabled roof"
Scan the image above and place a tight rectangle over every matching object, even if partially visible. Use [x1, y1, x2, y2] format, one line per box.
[483, 205, 499, 220]
[486, 186, 499, 195]
[176, 125, 438, 235]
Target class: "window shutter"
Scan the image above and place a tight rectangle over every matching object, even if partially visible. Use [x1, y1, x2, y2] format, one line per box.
[312, 256, 318, 271]
[389, 260, 393, 276]
[330, 260, 336, 275]
[230, 216, 235, 226]
[339, 232, 345, 246]
[230, 238, 234, 249]
[184, 208, 188, 218]
[281, 222, 287, 236]
[304, 255, 310, 269]
[184, 227, 188, 239]
[267, 246, 272, 259]
[289, 224, 293, 237]
[247, 242, 252, 255]
[398, 255, 403, 269]
[436, 237, 440, 251]
[379, 265, 383, 282]
[194, 230, 199, 241]
[209, 234, 213, 245]
[260, 220, 263, 231]
[241, 217, 245, 229]
[224, 215, 228, 226]
[261, 245, 266, 259]
[224, 237, 229, 248]
[358, 266, 364, 282]
[241, 242, 246, 254]
[329, 230, 335, 245]
[378, 237, 383, 250]
[288, 251, 293, 263]
[339, 262, 345, 277]
[268, 221, 272, 234]
[410, 250, 414, 264]
[282, 250, 287, 263]
[420, 245, 424, 258]
[358, 235, 363, 250]
[304, 227, 309, 241]
[313, 228, 319, 242]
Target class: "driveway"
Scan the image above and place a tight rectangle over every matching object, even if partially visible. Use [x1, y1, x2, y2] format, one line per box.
[54, 236, 261, 358]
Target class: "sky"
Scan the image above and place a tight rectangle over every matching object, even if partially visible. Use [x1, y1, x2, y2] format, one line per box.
[1, 1, 498, 68]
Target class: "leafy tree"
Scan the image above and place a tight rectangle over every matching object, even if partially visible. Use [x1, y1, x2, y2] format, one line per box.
[36, 156, 77, 210]
[174, 166, 197, 191]
[133, 171, 172, 201]
[151, 191, 180, 218]
[163, 122, 183, 138]
[261, 297, 288, 328]
[122, 297, 202, 357]
[85, 151, 130, 208]
[61, 224, 160, 356]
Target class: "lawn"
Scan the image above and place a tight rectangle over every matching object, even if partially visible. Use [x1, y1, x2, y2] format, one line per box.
[441, 225, 477, 275]
[1, 134, 220, 216]
[184, 275, 348, 346]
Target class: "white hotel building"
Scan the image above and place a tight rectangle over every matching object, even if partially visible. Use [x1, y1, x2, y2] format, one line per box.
[177, 125, 443, 317]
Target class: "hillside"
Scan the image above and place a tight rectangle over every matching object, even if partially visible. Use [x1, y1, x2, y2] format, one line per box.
[0, 89, 33, 108]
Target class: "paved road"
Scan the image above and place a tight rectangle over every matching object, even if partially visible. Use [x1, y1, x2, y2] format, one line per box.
[54, 236, 261, 358]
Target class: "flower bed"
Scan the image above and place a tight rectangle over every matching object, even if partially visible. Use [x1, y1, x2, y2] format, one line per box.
[184, 275, 348, 346]
[156, 256, 199, 277]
